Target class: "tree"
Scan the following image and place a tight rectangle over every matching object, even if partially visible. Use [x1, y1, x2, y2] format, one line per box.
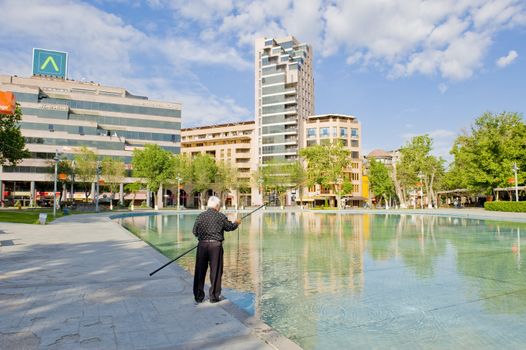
[448, 112, 526, 195]
[214, 161, 238, 208]
[290, 160, 308, 208]
[132, 144, 175, 210]
[0, 104, 29, 166]
[191, 154, 217, 208]
[369, 159, 395, 208]
[74, 146, 97, 202]
[397, 135, 445, 208]
[173, 154, 192, 207]
[257, 160, 295, 207]
[124, 182, 143, 210]
[102, 157, 126, 210]
[299, 141, 351, 208]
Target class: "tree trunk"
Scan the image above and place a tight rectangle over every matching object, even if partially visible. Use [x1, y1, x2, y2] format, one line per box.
[391, 162, 406, 208]
[429, 172, 436, 208]
[153, 190, 158, 210]
[200, 191, 205, 209]
[383, 194, 389, 209]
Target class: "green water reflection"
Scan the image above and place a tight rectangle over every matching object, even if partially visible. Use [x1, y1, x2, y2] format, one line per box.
[119, 213, 526, 349]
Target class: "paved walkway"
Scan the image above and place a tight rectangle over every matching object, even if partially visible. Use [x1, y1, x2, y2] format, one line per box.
[0, 215, 300, 350]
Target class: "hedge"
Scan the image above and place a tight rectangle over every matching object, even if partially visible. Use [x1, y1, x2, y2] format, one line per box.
[484, 201, 526, 212]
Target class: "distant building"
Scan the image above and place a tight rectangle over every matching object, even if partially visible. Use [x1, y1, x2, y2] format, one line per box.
[0, 74, 181, 207]
[302, 114, 363, 207]
[181, 121, 257, 207]
[254, 36, 314, 165]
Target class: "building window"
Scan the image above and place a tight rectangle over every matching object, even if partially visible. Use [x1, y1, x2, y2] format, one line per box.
[78, 126, 84, 135]
[332, 127, 337, 137]
[351, 128, 359, 137]
[320, 127, 329, 137]
[340, 127, 347, 137]
[48, 124, 54, 132]
[171, 134, 177, 143]
[306, 140, 317, 146]
[351, 140, 359, 147]
[307, 128, 316, 138]
[351, 151, 359, 159]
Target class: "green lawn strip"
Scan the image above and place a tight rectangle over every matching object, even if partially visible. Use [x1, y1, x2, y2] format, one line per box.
[0, 209, 62, 224]
[0, 209, 97, 224]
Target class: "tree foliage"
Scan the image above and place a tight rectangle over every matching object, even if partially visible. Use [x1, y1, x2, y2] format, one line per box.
[102, 157, 126, 209]
[191, 154, 217, 208]
[448, 112, 526, 194]
[0, 104, 29, 166]
[214, 161, 238, 206]
[369, 158, 395, 206]
[397, 135, 444, 207]
[299, 142, 351, 207]
[74, 146, 97, 202]
[132, 144, 175, 208]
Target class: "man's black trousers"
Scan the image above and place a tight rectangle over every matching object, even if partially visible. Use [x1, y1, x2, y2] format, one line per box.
[193, 240, 223, 302]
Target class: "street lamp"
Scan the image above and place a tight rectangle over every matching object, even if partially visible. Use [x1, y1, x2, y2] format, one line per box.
[513, 162, 520, 202]
[70, 160, 75, 203]
[53, 149, 59, 217]
[176, 174, 182, 211]
[417, 171, 424, 209]
[95, 160, 102, 212]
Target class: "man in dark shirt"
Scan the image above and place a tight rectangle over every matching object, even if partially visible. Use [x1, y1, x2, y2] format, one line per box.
[193, 196, 240, 303]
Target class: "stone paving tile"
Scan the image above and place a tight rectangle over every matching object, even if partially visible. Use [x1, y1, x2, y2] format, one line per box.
[0, 218, 287, 350]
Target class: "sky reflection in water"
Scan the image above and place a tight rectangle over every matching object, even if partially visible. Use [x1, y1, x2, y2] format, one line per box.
[120, 212, 526, 349]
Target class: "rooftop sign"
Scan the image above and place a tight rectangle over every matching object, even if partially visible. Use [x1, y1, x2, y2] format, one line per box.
[32, 48, 68, 79]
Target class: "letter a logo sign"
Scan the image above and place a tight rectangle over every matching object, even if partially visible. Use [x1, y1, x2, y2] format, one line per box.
[40, 56, 60, 72]
[32, 48, 68, 79]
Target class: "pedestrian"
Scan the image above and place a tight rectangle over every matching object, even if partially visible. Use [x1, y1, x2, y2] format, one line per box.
[193, 196, 241, 303]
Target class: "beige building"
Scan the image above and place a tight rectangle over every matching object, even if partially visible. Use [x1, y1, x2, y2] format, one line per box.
[303, 114, 363, 207]
[0, 74, 181, 207]
[180, 121, 257, 207]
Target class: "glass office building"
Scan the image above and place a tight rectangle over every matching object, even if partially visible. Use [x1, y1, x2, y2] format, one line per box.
[0, 74, 181, 206]
[254, 36, 314, 164]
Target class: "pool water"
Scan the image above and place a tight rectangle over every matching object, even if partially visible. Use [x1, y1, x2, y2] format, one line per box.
[119, 212, 526, 349]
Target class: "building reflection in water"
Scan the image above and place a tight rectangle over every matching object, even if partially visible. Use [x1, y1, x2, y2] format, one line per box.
[119, 212, 526, 348]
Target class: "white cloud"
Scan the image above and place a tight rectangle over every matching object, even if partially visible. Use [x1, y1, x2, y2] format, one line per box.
[145, 0, 526, 81]
[438, 83, 448, 93]
[0, 0, 252, 126]
[496, 50, 519, 67]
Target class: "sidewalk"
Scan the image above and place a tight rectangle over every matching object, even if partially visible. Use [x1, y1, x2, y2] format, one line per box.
[0, 215, 300, 350]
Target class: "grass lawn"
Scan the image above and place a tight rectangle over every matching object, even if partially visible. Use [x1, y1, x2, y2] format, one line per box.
[0, 209, 66, 224]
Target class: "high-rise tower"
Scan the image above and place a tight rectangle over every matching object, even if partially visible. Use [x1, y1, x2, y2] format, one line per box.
[254, 36, 314, 164]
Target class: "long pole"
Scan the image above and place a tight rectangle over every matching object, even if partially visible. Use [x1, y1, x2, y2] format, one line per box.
[176, 176, 181, 210]
[513, 162, 519, 202]
[149, 203, 267, 277]
[53, 149, 58, 217]
[95, 160, 101, 212]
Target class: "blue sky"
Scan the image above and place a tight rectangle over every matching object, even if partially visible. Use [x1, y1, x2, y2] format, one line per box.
[1, 0, 525, 160]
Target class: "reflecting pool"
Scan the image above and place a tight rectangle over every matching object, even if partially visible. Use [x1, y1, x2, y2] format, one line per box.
[119, 212, 526, 349]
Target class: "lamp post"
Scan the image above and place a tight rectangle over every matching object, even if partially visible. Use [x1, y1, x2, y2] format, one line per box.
[53, 149, 59, 217]
[418, 171, 424, 209]
[513, 162, 519, 202]
[176, 174, 182, 211]
[95, 160, 101, 212]
[70, 160, 75, 203]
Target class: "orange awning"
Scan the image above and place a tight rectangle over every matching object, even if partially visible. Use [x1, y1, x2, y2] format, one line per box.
[0, 91, 16, 115]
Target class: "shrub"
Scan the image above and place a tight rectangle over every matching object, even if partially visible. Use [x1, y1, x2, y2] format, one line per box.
[14, 200, 22, 210]
[484, 201, 526, 212]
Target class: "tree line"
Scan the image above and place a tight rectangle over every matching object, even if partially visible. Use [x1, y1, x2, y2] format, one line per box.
[368, 112, 526, 207]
